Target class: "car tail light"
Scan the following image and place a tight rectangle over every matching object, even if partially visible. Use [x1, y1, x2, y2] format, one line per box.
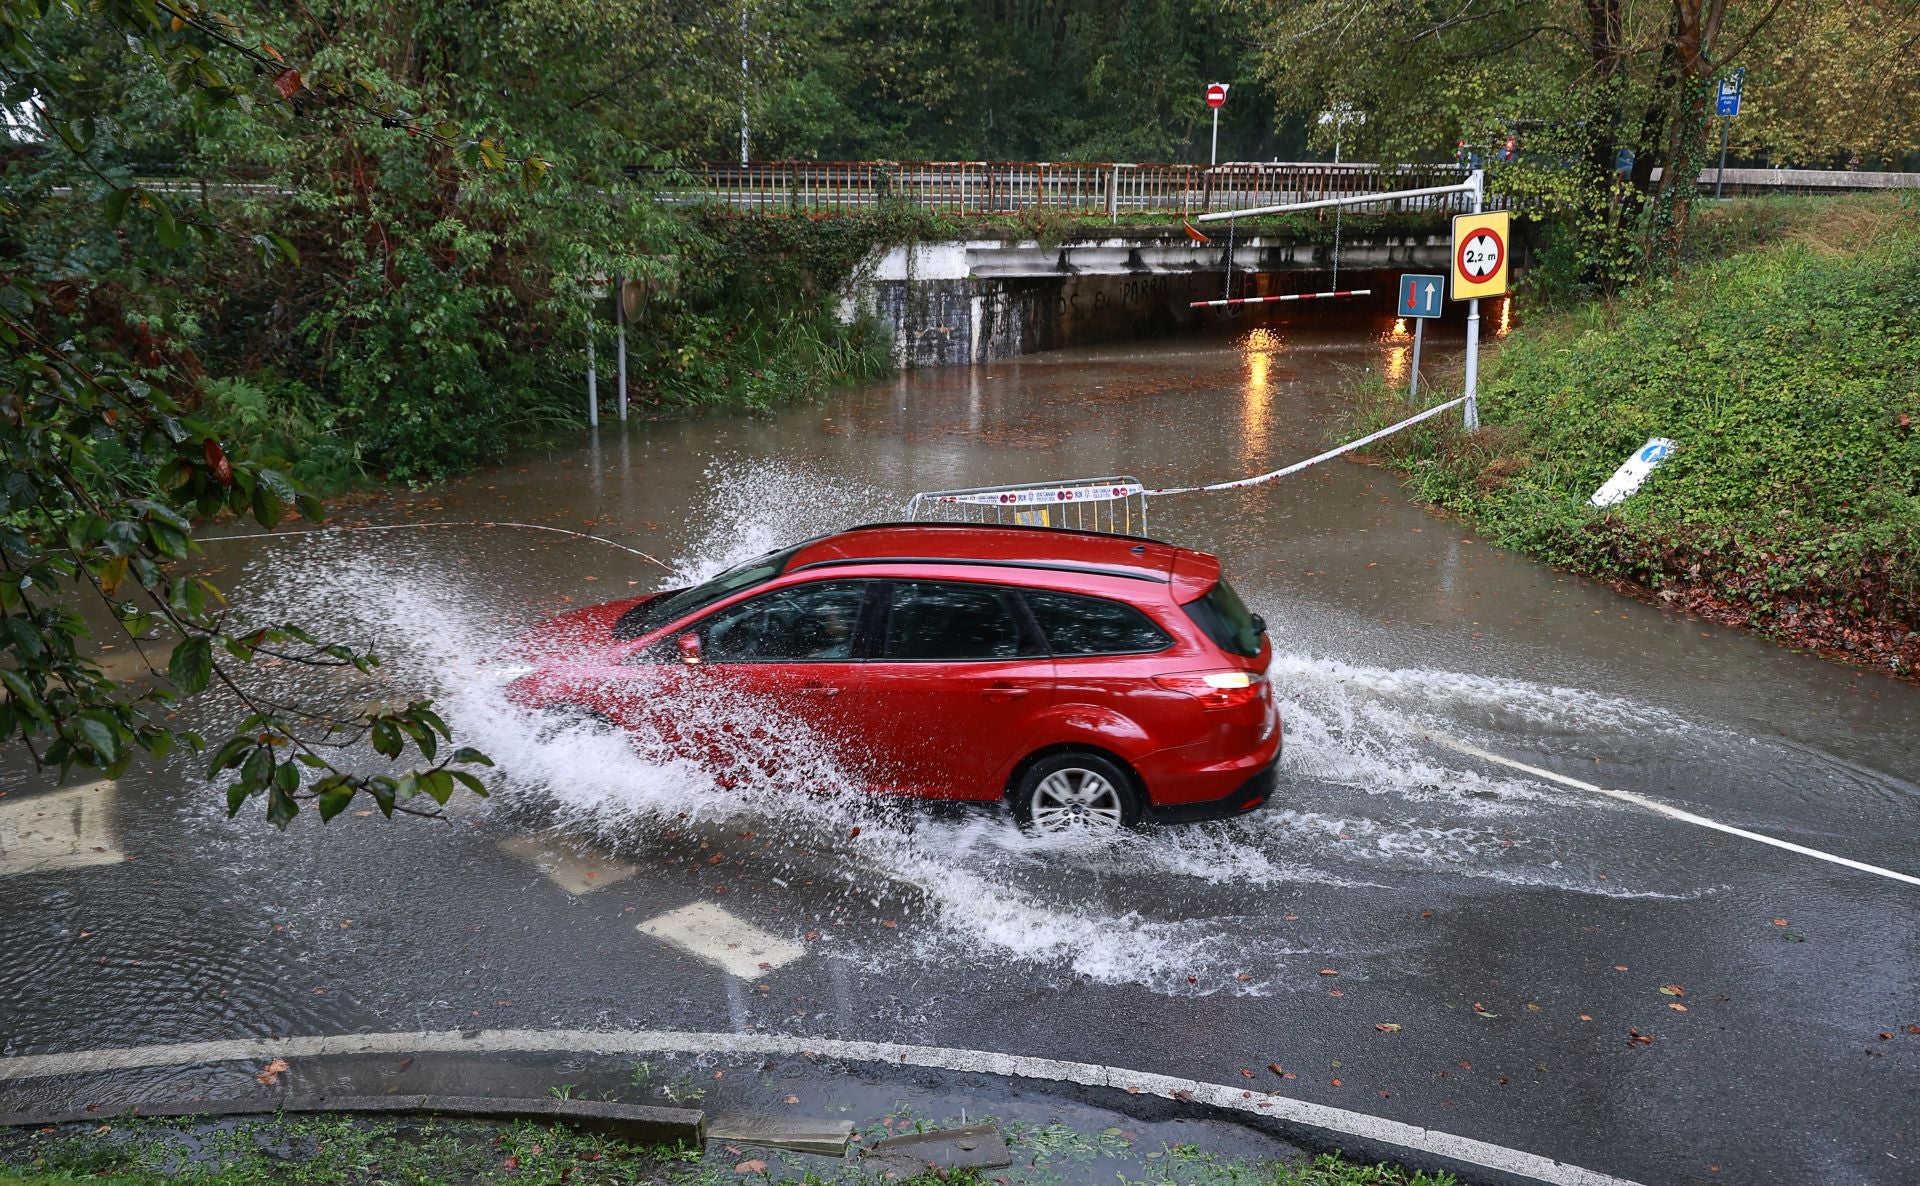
[1153, 670, 1265, 709]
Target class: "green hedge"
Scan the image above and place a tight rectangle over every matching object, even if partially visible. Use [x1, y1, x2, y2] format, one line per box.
[1355, 195, 1920, 672]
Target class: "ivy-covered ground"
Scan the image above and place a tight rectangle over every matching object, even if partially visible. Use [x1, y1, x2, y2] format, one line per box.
[1351, 193, 1920, 678]
[0, 1112, 1454, 1186]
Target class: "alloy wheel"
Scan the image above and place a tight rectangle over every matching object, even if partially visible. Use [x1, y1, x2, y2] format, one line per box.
[1028, 766, 1127, 834]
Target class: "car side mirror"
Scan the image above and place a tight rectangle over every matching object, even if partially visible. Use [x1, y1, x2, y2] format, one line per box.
[1251, 613, 1268, 635]
[676, 632, 703, 665]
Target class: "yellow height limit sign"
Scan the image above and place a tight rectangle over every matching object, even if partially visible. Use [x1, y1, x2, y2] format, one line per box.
[1450, 210, 1510, 300]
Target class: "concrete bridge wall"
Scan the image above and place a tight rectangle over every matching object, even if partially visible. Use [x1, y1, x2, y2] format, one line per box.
[844, 229, 1493, 368]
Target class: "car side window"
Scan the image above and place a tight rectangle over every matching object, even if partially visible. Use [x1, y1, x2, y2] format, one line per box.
[883, 581, 1032, 661]
[691, 580, 871, 663]
[1024, 590, 1171, 656]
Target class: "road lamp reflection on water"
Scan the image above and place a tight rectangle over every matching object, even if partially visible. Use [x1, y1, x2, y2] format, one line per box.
[1239, 328, 1280, 467]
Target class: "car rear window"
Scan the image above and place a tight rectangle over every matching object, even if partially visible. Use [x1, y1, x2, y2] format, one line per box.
[1182, 578, 1261, 657]
[1024, 590, 1171, 656]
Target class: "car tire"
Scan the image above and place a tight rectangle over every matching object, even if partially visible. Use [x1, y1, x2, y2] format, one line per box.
[1011, 750, 1143, 836]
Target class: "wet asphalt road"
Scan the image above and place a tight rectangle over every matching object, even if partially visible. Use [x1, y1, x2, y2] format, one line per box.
[2, 303, 1916, 1185]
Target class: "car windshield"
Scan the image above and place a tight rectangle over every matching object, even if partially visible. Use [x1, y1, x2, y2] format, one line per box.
[1182, 577, 1261, 658]
[612, 544, 801, 640]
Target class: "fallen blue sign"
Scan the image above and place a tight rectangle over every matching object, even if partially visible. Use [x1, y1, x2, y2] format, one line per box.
[1590, 438, 1676, 507]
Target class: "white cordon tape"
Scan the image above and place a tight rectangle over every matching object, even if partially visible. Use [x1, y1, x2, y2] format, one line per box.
[1189, 289, 1372, 309]
[0, 1028, 1641, 1186]
[1146, 396, 1468, 497]
[927, 481, 1146, 508]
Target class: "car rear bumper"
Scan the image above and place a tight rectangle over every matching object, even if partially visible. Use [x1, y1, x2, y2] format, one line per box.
[1148, 754, 1279, 825]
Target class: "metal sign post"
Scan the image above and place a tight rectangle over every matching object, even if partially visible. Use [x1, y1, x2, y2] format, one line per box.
[1448, 173, 1504, 432]
[1206, 83, 1227, 166]
[613, 275, 629, 421]
[1397, 273, 1445, 400]
[1714, 68, 1744, 199]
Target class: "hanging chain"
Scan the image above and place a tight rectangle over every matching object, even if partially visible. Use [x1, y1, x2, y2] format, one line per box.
[1224, 215, 1237, 302]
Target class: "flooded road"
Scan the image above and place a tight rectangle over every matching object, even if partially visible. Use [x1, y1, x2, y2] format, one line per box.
[3, 304, 1917, 1185]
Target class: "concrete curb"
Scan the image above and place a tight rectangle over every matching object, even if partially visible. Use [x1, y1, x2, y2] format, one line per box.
[0, 1093, 705, 1146]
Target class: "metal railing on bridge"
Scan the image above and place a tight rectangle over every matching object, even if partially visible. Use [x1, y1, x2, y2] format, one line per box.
[660, 161, 1498, 219]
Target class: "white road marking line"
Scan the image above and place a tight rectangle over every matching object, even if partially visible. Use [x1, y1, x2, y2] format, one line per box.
[0, 1028, 1641, 1186]
[496, 832, 638, 895]
[0, 782, 121, 879]
[1431, 733, 1920, 888]
[637, 902, 806, 980]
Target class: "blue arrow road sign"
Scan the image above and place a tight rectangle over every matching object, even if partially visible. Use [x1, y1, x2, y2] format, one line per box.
[1716, 71, 1743, 117]
[1398, 273, 1445, 319]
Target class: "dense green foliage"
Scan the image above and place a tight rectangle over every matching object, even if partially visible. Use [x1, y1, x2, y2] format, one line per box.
[1354, 195, 1920, 673]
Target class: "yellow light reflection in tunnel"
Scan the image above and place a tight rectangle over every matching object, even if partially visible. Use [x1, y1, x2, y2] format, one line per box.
[1240, 328, 1281, 467]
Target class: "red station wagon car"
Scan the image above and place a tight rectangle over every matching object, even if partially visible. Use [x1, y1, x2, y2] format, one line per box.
[504, 523, 1281, 835]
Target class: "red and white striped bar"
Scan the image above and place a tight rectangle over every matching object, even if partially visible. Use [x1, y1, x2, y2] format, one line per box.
[1189, 288, 1372, 309]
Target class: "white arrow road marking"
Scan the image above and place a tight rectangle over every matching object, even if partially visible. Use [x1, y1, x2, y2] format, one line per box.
[496, 831, 638, 895]
[637, 902, 806, 979]
[0, 782, 121, 879]
[0, 1028, 1642, 1186]
[1429, 733, 1920, 888]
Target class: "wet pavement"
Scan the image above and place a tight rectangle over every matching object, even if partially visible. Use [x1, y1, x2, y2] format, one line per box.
[2, 302, 1917, 1185]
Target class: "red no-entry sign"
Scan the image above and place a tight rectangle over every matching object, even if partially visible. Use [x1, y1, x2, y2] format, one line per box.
[1205, 83, 1228, 109]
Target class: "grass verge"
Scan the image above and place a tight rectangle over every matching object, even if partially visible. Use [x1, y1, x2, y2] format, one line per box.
[1348, 193, 1920, 677]
[0, 1111, 1457, 1186]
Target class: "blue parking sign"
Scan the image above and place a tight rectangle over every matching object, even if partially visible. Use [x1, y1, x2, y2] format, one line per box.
[1398, 273, 1445, 319]
[1716, 72, 1743, 117]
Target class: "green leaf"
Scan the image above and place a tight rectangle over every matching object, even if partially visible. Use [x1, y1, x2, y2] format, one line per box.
[152, 196, 183, 250]
[420, 769, 454, 805]
[226, 781, 251, 818]
[266, 784, 298, 829]
[316, 785, 355, 821]
[451, 769, 490, 798]
[206, 734, 252, 775]
[168, 635, 213, 695]
[451, 746, 494, 768]
[103, 187, 135, 226]
[74, 712, 120, 764]
[0, 669, 48, 722]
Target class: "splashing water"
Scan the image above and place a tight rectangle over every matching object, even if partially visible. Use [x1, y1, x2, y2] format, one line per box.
[219, 456, 1720, 995]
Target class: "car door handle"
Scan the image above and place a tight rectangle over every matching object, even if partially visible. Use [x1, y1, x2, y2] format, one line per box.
[798, 684, 842, 697]
[982, 684, 1030, 701]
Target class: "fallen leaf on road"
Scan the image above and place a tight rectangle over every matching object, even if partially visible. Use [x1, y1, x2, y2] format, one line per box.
[1457, 1061, 1472, 1071]
[1170, 1089, 1195, 1102]
[1240, 1068, 1255, 1078]
[1613, 965, 1629, 972]
[1906, 1025, 1920, 1035]
[1319, 968, 1339, 976]
[1879, 1032, 1894, 1040]
[1472, 1002, 1497, 1017]
[1669, 1003, 1688, 1012]
[849, 826, 861, 838]
[1375, 1023, 1402, 1032]
[880, 920, 896, 929]
[1772, 918, 1787, 927]
[1659, 984, 1685, 997]
[1269, 1063, 1286, 1074]
[1526, 1003, 1542, 1012]
[1283, 914, 1298, 921]
[1329, 1078, 1342, 1087]
[784, 1095, 800, 1105]
[502, 1154, 519, 1171]
[1627, 1029, 1654, 1046]
[1328, 989, 1344, 997]
[1579, 1014, 1593, 1022]
[734, 1160, 766, 1173]
[255, 1058, 289, 1086]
